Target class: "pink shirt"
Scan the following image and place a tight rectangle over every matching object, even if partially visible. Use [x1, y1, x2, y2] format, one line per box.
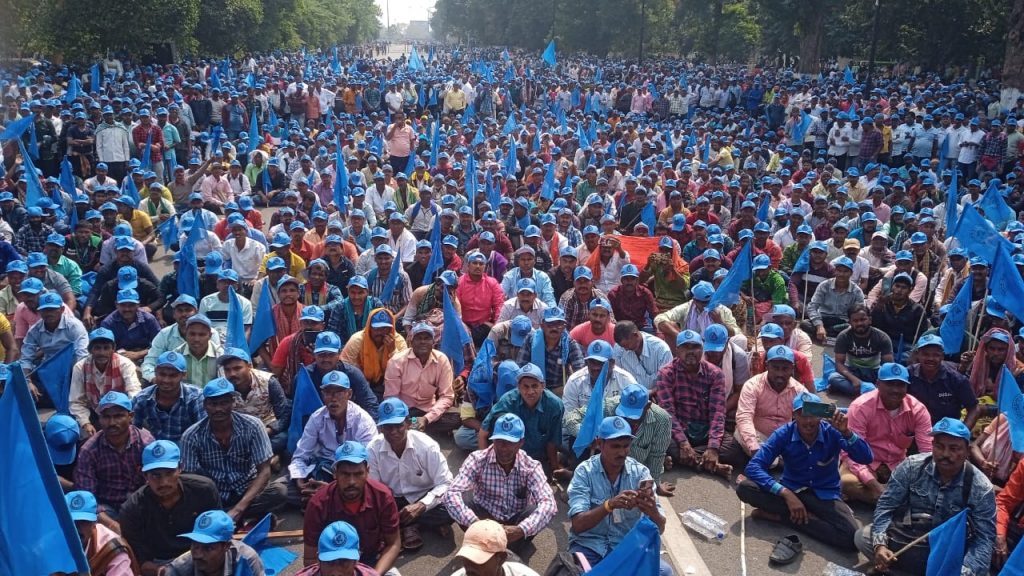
[844, 389, 933, 484]
[386, 124, 416, 157]
[13, 302, 40, 339]
[456, 274, 506, 326]
[735, 373, 805, 453]
[384, 349, 455, 424]
[199, 175, 234, 206]
[569, 321, 616, 350]
[90, 522, 133, 576]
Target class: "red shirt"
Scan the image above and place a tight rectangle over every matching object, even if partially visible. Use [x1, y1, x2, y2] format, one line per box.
[131, 124, 165, 162]
[304, 478, 400, 562]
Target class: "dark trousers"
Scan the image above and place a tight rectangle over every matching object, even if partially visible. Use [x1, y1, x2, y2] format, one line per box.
[408, 407, 461, 433]
[736, 479, 859, 550]
[104, 161, 128, 183]
[460, 491, 536, 533]
[394, 496, 453, 528]
[389, 156, 409, 175]
[668, 433, 744, 470]
[225, 477, 288, 523]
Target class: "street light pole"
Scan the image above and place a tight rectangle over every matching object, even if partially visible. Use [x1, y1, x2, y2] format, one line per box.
[866, 0, 881, 93]
[639, 0, 646, 65]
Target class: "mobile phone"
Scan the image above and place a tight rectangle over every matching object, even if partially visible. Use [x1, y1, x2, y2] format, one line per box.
[802, 400, 837, 419]
[638, 479, 654, 492]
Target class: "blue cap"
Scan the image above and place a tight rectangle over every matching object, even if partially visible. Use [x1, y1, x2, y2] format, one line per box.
[314, 331, 342, 353]
[597, 416, 635, 440]
[6, 260, 27, 275]
[98, 391, 132, 412]
[616, 384, 649, 420]
[300, 305, 325, 322]
[17, 277, 44, 294]
[752, 253, 771, 271]
[621, 264, 640, 278]
[490, 413, 526, 442]
[691, 280, 714, 301]
[895, 250, 913, 262]
[66, 491, 98, 522]
[37, 292, 64, 310]
[585, 340, 613, 362]
[877, 362, 910, 384]
[45, 414, 80, 465]
[116, 266, 138, 289]
[45, 232, 65, 247]
[334, 441, 368, 464]
[915, 334, 944, 349]
[758, 323, 785, 340]
[676, 329, 703, 347]
[930, 417, 971, 442]
[703, 324, 729, 352]
[516, 278, 537, 293]
[517, 363, 546, 383]
[116, 289, 140, 304]
[792, 392, 822, 411]
[203, 377, 235, 398]
[89, 328, 115, 344]
[26, 252, 47, 268]
[265, 256, 286, 271]
[218, 347, 252, 365]
[179, 510, 235, 544]
[766, 345, 795, 364]
[771, 304, 796, 318]
[142, 440, 181, 472]
[276, 275, 300, 289]
[156, 351, 187, 372]
[377, 398, 410, 426]
[410, 322, 436, 337]
[318, 521, 361, 562]
[833, 256, 854, 270]
[589, 298, 611, 312]
[171, 294, 197, 308]
[321, 370, 351, 389]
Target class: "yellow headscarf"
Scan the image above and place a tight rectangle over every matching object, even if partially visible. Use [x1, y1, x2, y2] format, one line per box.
[360, 307, 397, 384]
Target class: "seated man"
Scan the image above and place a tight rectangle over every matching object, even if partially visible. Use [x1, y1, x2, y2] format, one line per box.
[163, 510, 264, 575]
[326, 275, 385, 345]
[568, 297, 616, 349]
[296, 521, 382, 576]
[653, 281, 744, 350]
[515, 307, 585, 393]
[199, 269, 253, 343]
[289, 370, 377, 508]
[181, 378, 287, 526]
[270, 305, 327, 395]
[74, 391, 154, 530]
[496, 278, 548, 326]
[607, 264, 658, 330]
[842, 363, 933, 505]
[219, 347, 290, 456]
[443, 413, 558, 548]
[307, 331, 380, 417]
[907, 334, 979, 426]
[654, 330, 736, 479]
[175, 314, 224, 388]
[120, 441, 222, 576]
[99, 288, 161, 362]
[141, 294, 222, 383]
[854, 418, 995, 576]
[450, 519, 541, 576]
[369, 398, 455, 550]
[132, 351, 206, 442]
[383, 322, 458, 432]
[65, 490, 137, 576]
[20, 292, 90, 402]
[828, 305, 894, 396]
[564, 384, 674, 494]
[804, 256, 864, 342]
[456, 251, 506, 346]
[738, 392, 872, 552]
[568, 416, 672, 576]
[303, 442, 402, 576]
[734, 346, 807, 468]
[748, 323, 814, 392]
[69, 327, 142, 439]
[480, 363, 567, 481]
[611, 321, 673, 392]
[563, 340, 639, 416]
[340, 308, 407, 395]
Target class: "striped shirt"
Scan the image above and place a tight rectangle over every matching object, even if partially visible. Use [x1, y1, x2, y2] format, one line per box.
[655, 359, 728, 450]
[181, 412, 274, 502]
[74, 426, 154, 508]
[443, 446, 557, 537]
[564, 395, 673, 481]
[612, 333, 674, 391]
[132, 383, 206, 442]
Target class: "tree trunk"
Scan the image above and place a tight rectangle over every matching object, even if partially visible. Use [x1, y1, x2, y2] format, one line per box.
[1002, 0, 1024, 109]
[796, 1, 825, 74]
[710, 0, 723, 64]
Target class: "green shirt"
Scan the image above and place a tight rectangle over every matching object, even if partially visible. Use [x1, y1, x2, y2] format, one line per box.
[564, 395, 673, 481]
[49, 254, 83, 295]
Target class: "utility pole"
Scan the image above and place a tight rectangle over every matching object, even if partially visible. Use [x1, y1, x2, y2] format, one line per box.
[638, 0, 646, 65]
[866, 0, 881, 93]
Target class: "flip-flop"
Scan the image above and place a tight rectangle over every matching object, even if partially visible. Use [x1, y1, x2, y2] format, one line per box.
[769, 534, 803, 565]
[401, 524, 423, 551]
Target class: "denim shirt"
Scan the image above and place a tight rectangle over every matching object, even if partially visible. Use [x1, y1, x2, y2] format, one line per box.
[871, 453, 996, 576]
[567, 455, 661, 556]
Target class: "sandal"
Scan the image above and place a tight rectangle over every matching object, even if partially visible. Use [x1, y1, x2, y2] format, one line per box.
[769, 534, 803, 565]
[401, 524, 423, 551]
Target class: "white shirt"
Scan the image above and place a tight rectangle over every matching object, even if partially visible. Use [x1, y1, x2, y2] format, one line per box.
[367, 430, 453, 509]
[594, 251, 631, 294]
[827, 124, 851, 157]
[220, 237, 268, 282]
[387, 229, 417, 263]
[69, 354, 142, 426]
[199, 292, 253, 343]
[958, 128, 985, 164]
[384, 91, 404, 113]
[561, 365, 638, 415]
[612, 333, 673, 391]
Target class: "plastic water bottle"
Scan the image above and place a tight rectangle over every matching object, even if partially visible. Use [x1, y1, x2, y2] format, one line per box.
[821, 562, 865, 576]
[680, 509, 726, 541]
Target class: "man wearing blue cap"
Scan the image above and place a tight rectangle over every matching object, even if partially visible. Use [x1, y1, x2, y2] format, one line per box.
[198, 269, 253, 343]
[805, 256, 864, 343]
[220, 347, 290, 455]
[133, 349, 207, 443]
[164, 510, 264, 575]
[304, 442, 402, 575]
[69, 328, 143, 438]
[738, 392, 871, 554]
[66, 490, 139, 575]
[141, 295, 221, 382]
[295, 521, 379, 576]
[557, 265, 608, 330]
[368, 398, 455, 550]
[19, 290, 90, 398]
[567, 416, 671, 576]
[181, 378, 287, 525]
[75, 391, 155, 531]
[100, 287, 162, 359]
[515, 307, 585, 392]
[13, 202, 56, 256]
[120, 440, 222, 573]
[654, 280, 743, 348]
[444, 413, 558, 548]
[308, 331, 380, 417]
[384, 322, 458, 432]
[856, 417, 995, 575]
[907, 334, 979, 427]
[829, 304, 895, 396]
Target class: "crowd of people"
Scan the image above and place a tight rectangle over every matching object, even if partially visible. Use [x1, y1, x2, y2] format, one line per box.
[2, 41, 1024, 576]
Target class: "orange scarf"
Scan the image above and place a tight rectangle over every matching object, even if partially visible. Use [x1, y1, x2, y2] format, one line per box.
[360, 307, 397, 385]
[585, 234, 689, 283]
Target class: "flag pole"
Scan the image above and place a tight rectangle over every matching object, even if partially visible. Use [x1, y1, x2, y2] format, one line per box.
[969, 285, 989, 353]
[912, 275, 941, 346]
[800, 277, 809, 324]
[852, 529, 931, 571]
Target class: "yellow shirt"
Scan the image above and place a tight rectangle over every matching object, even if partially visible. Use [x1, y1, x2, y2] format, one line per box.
[0, 313, 10, 359]
[259, 252, 307, 279]
[120, 210, 153, 241]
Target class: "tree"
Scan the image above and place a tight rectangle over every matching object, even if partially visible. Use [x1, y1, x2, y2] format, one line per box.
[1003, 0, 1024, 108]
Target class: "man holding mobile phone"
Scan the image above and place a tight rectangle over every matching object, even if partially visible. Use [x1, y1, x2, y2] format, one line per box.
[737, 392, 872, 556]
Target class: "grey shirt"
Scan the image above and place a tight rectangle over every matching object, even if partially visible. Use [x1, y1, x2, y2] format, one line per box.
[806, 278, 865, 327]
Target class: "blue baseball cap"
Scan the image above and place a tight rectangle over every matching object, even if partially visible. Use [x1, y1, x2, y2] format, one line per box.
[598, 416, 635, 440]
[517, 363, 546, 383]
[44, 414, 80, 465]
[300, 305, 325, 322]
[97, 391, 132, 413]
[573, 266, 593, 281]
[930, 417, 971, 442]
[17, 277, 44, 294]
[314, 331, 343, 353]
[915, 334, 944, 349]
[116, 289, 140, 304]
[792, 391, 822, 411]
[833, 256, 854, 270]
[691, 280, 714, 301]
[368, 309, 393, 329]
[621, 264, 640, 278]
[218, 347, 252, 365]
[509, 316, 533, 347]
[179, 510, 235, 544]
[585, 340, 613, 362]
[321, 370, 351, 389]
[171, 294, 197, 308]
[5, 260, 27, 274]
[142, 440, 181, 472]
[616, 384, 649, 420]
[26, 252, 47, 268]
[334, 441, 368, 465]
[758, 323, 785, 340]
[490, 413, 526, 442]
[676, 330, 703, 347]
[877, 362, 910, 384]
[66, 491, 98, 522]
[318, 521, 361, 562]
[766, 345, 795, 364]
[378, 398, 410, 425]
[516, 278, 537, 294]
[156, 351, 187, 372]
[752, 254, 771, 271]
[89, 328, 116, 344]
[265, 256, 287, 271]
[203, 377, 236, 398]
[702, 324, 729, 352]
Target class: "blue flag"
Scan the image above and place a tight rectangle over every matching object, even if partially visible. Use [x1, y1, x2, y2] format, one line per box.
[440, 288, 472, 375]
[64, 76, 79, 105]
[408, 47, 426, 72]
[287, 366, 324, 453]
[241, 513, 298, 574]
[0, 114, 34, 141]
[380, 248, 403, 304]
[268, 105, 278, 130]
[708, 241, 752, 310]
[926, 509, 968, 576]
[209, 68, 221, 90]
[792, 110, 812, 144]
[844, 66, 855, 84]
[34, 342, 76, 414]
[17, 140, 44, 208]
[792, 247, 810, 274]
[248, 280, 276, 355]
[940, 274, 972, 355]
[486, 171, 501, 209]
[245, 72, 256, 88]
[430, 119, 441, 168]
[998, 365, 1024, 452]
[122, 170, 140, 204]
[142, 129, 153, 170]
[640, 203, 656, 236]
[248, 110, 260, 151]
[226, 286, 248, 351]
[28, 120, 39, 159]
[945, 166, 959, 233]
[1002, 524, 1024, 574]
[632, 154, 643, 177]
[159, 216, 178, 254]
[418, 85, 426, 108]
[473, 125, 486, 146]
[939, 134, 950, 171]
[59, 155, 77, 200]
[756, 193, 771, 222]
[177, 239, 200, 300]
[0, 368, 90, 576]
[542, 40, 557, 67]
[702, 133, 711, 163]
[954, 204, 1014, 264]
[505, 136, 518, 178]
[990, 244, 1024, 324]
[587, 517, 662, 576]
[502, 111, 517, 136]
[815, 354, 835, 392]
[422, 214, 444, 283]
[468, 339, 497, 409]
[210, 126, 223, 156]
[979, 179, 1014, 231]
[573, 360, 610, 457]
[466, 155, 477, 212]
[541, 159, 557, 201]
[333, 137, 349, 214]
[90, 63, 101, 93]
